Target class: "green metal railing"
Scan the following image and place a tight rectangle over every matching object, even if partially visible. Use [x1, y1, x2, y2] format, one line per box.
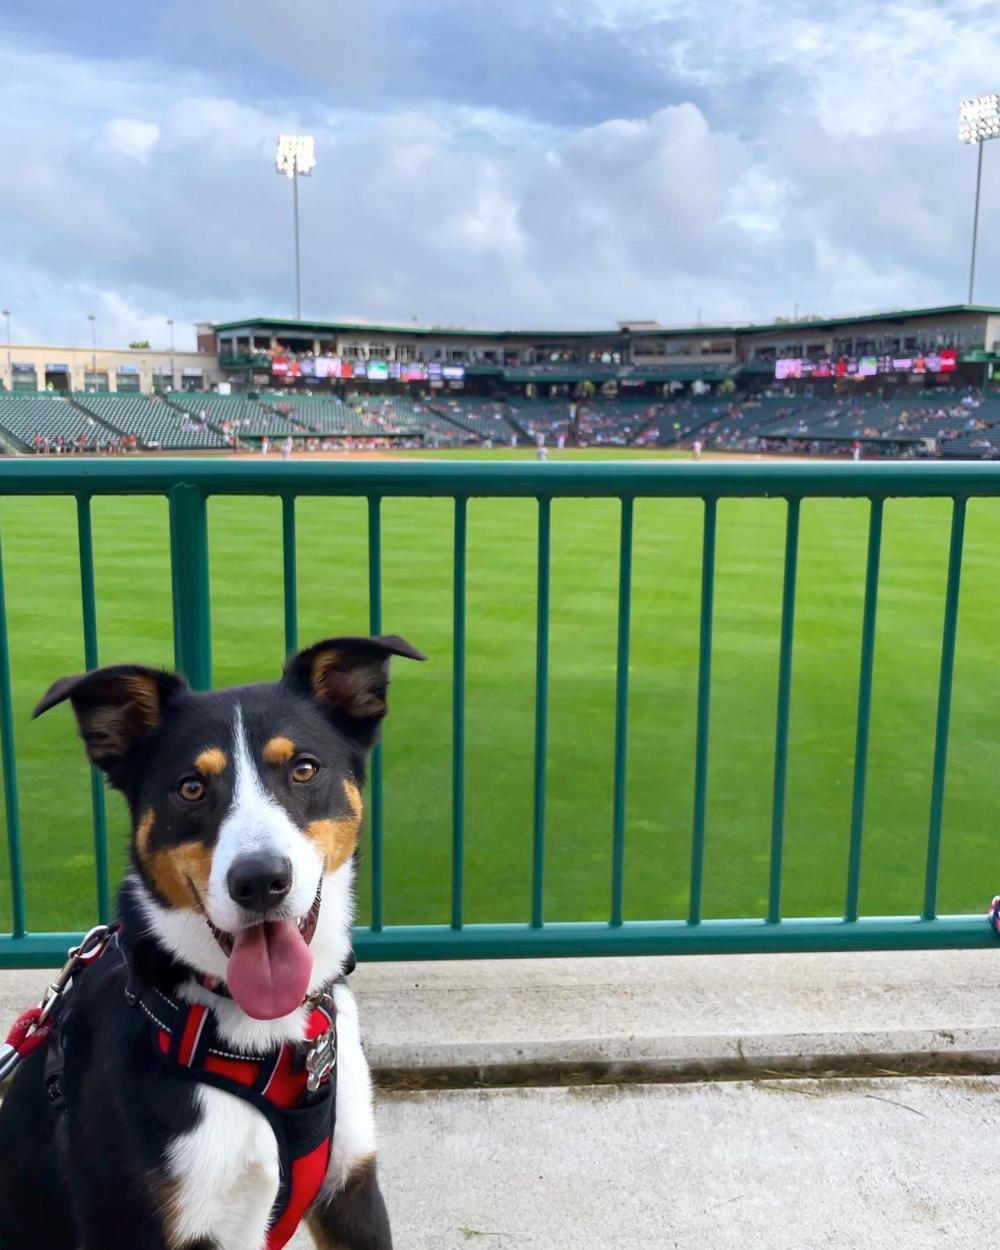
[0, 459, 999, 966]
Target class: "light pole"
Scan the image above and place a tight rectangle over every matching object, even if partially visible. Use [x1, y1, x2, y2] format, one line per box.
[167, 318, 175, 391]
[87, 313, 96, 376]
[275, 134, 316, 320]
[958, 93, 1000, 303]
[1, 310, 9, 392]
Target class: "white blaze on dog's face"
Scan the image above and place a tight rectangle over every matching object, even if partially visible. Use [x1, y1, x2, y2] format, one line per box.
[33, 635, 425, 1021]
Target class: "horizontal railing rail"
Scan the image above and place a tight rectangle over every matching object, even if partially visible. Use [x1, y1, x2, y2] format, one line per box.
[0, 459, 998, 967]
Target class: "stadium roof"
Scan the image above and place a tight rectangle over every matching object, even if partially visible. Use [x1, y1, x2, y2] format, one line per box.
[212, 305, 1000, 341]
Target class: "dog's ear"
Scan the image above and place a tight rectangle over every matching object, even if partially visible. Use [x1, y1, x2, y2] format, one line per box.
[33, 665, 187, 772]
[283, 635, 426, 749]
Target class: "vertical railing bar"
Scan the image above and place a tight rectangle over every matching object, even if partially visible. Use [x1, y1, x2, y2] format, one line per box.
[281, 494, 298, 657]
[923, 495, 967, 921]
[368, 495, 384, 932]
[0, 516, 25, 938]
[531, 497, 551, 929]
[76, 494, 110, 923]
[767, 496, 800, 925]
[689, 496, 717, 926]
[845, 497, 884, 922]
[610, 496, 634, 927]
[451, 496, 467, 930]
[167, 484, 212, 690]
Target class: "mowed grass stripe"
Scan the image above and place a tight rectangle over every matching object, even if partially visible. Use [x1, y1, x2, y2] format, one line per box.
[0, 481, 998, 935]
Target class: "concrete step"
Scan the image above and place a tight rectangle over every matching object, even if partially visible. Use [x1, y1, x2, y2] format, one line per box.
[5, 947, 1000, 1081]
[293, 1074, 999, 1249]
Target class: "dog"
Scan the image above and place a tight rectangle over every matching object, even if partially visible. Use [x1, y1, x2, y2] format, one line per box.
[0, 632, 424, 1250]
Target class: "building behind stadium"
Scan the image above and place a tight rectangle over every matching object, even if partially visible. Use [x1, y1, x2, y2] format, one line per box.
[3, 304, 1000, 399]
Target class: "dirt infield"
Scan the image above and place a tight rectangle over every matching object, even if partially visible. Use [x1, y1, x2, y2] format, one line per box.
[229, 448, 824, 463]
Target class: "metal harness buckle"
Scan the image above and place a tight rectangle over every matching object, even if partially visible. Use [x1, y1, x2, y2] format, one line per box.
[304, 994, 337, 1093]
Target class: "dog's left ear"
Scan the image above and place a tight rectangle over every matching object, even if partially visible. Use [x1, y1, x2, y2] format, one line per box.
[283, 635, 426, 748]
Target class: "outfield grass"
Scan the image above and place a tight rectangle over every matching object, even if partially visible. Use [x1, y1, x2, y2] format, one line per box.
[1, 457, 999, 935]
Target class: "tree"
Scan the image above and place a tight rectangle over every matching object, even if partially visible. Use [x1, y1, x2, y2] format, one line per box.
[129, 339, 151, 349]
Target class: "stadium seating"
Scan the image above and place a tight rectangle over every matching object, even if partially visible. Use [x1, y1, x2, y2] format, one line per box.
[575, 397, 662, 446]
[169, 394, 288, 439]
[503, 396, 661, 445]
[0, 394, 108, 450]
[647, 397, 738, 447]
[74, 395, 228, 449]
[0, 386, 998, 457]
[692, 396, 805, 449]
[427, 397, 516, 441]
[763, 388, 991, 450]
[264, 394, 433, 438]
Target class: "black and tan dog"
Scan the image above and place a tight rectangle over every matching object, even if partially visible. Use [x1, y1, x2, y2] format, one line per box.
[0, 633, 424, 1250]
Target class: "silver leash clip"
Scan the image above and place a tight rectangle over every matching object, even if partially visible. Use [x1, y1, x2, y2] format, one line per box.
[0, 1042, 20, 1084]
[304, 994, 337, 1093]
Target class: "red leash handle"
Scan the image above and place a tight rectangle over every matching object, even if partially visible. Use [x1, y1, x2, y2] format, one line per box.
[1, 923, 120, 1084]
[5, 1007, 52, 1059]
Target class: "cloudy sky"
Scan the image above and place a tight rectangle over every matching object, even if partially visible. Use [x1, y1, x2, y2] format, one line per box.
[0, 0, 998, 349]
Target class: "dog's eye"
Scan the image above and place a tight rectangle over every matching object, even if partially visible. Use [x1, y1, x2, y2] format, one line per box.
[291, 758, 319, 784]
[178, 777, 206, 802]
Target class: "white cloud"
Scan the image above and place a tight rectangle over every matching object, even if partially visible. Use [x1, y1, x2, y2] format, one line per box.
[0, 6, 997, 348]
[100, 118, 160, 162]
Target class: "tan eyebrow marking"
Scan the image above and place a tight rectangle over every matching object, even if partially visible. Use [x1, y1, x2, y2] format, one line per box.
[195, 747, 227, 776]
[263, 736, 296, 765]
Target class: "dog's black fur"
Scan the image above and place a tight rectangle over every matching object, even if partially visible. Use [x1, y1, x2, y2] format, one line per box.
[0, 634, 423, 1250]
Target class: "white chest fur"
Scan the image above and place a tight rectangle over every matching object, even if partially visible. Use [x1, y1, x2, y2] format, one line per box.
[164, 980, 377, 1248]
[166, 1085, 279, 1250]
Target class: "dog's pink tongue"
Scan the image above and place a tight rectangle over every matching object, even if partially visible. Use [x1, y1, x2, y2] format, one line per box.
[227, 920, 313, 1020]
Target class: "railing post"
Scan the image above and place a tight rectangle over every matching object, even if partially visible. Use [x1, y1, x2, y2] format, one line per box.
[282, 494, 298, 657]
[77, 494, 110, 922]
[0, 518, 25, 938]
[368, 496, 384, 931]
[531, 497, 551, 929]
[610, 496, 633, 926]
[845, 497, 883, 921]
[923, 496, 967, 920]
[168, 484, 212, 690]
[767, 497, 800, 924]
[689, 496, 717, 925]
[451, 496, 467, 930]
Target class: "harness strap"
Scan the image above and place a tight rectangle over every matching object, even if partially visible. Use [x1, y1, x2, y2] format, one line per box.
[134, 979, 338, 1247]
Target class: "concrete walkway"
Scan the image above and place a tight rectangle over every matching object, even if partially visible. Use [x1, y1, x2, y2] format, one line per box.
[6, 950, 1000, 1247]
[6, 948, 1000, 1081]
[293, 1075, 999, 1249]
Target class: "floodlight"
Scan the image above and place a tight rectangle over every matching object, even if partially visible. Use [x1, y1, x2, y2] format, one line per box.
[958, 94, 1000, 301]
[275, 136, 316, 319]
[275, 134, 316, 178]
[958, 94, 1000, 143]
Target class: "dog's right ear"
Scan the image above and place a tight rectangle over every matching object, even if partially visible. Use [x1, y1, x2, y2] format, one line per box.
[33, 665, 187, 771]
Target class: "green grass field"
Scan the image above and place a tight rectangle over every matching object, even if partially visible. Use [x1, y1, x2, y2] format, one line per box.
[2, 452, 1000, 934]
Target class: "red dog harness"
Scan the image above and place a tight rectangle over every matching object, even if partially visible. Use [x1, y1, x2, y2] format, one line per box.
[133, 977, 338, 1250]
[10, 929, 339, 1250]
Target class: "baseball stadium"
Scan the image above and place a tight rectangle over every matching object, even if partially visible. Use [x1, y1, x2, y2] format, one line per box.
[0, 297, 998, 955]
[5, 0, 1000, 1239]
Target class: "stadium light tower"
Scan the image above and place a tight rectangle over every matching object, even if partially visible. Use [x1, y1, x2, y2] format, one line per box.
[87, 313, 96, 374]
[275, 134, 316, 320]
[958, 93, 1000, 303]
[167, 318, 175, 391]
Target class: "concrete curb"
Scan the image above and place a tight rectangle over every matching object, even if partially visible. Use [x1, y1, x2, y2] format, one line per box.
[5, 948, 1000, 1088]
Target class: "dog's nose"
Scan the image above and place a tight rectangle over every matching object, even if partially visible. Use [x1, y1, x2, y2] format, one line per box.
[227, 853, 293, 914]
